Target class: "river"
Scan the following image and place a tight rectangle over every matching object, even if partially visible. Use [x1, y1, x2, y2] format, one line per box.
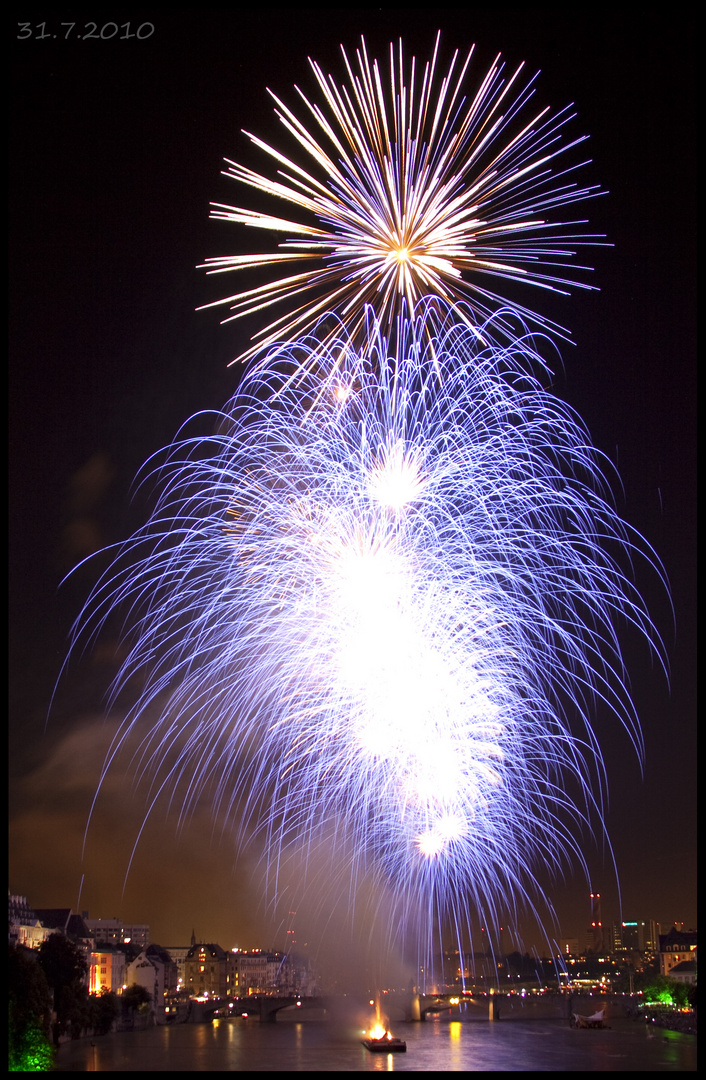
[52, 1010, 696, 1072]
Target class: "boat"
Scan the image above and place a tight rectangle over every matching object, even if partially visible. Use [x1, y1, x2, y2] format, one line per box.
[570, 1006, 606, 1029]
[362, 994, 407, 1051]
[361, 1032, 407, 1053]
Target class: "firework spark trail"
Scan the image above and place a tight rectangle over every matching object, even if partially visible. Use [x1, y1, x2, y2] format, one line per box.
[199, 33, 606, 370]
[59, 34, 670, 981]
[71, 304, 666, 954]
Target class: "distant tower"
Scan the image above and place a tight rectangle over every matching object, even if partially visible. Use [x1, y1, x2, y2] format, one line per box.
[286, 911, 297, 952]
[589, 893, 604, 953]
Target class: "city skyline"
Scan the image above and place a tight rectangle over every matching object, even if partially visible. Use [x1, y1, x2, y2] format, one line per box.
[9, 888, 690, 965]
[10, 11, 695, 985]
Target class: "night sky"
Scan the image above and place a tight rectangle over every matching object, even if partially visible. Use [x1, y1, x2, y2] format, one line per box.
[10, 10, 695, 978]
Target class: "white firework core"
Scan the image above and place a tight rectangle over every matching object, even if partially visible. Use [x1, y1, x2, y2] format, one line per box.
[74, 305, 665, 957]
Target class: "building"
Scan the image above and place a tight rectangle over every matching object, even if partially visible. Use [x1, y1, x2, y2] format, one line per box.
[609, 919, 660, 955]
[8, 894, 53, 949]
[163, 944, 192, 993]
[659, 926, 697, 977]
[668, 959, 697, 986]
[126, 949, 160, 1007]
[641, 920, 660, 954]
[229, 949, 317, 996]
[588, 892, 604, 953]
[33, 908, 95, 962]
[83, 914, 150, 948]
[122, 946, 179, 1020]
[556, 938, 580, 958]
[89, 948, 128, 995]
[146, 944, 179, 994]
[232, 949, 280, 996]
[184, 943, 234, 998]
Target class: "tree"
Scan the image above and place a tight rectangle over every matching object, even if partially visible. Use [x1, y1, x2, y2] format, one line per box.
[640, 973, 694, 1008]
[59, 980, 91, 1040]
[90, 989, 120, 1036]
[37, 934, 88, 1012]
[37, 933, 88, 1043]
[122, 982, 152, 1016]
[8, 944, 55, 1071]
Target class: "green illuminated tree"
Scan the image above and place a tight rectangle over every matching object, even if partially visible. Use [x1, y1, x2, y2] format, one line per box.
[641, 974, 694, 1008]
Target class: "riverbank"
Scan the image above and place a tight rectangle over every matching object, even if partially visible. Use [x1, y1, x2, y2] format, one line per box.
[639, 1005, 697, 1036]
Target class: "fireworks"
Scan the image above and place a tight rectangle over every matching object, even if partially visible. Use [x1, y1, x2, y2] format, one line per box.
[199, 33, 604, 369]
[63, 34, 667, 978]
[72, 304, 664, 953]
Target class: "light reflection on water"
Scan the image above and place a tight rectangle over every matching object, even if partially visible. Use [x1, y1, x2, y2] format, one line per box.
[53, 1014, 696, 1072]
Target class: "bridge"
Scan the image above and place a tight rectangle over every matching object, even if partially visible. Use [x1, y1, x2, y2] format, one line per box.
[418, 995, 455, 1019]
[381, 991, 527, 1023]
[395, 991, 612, 1024]
[188, 992, 461, 1025]
[187, 995, 328, 1024]
[188, 990, 579, 1025]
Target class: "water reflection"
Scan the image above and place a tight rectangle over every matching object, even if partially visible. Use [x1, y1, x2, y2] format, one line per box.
[54, 1015, 696, 1073]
